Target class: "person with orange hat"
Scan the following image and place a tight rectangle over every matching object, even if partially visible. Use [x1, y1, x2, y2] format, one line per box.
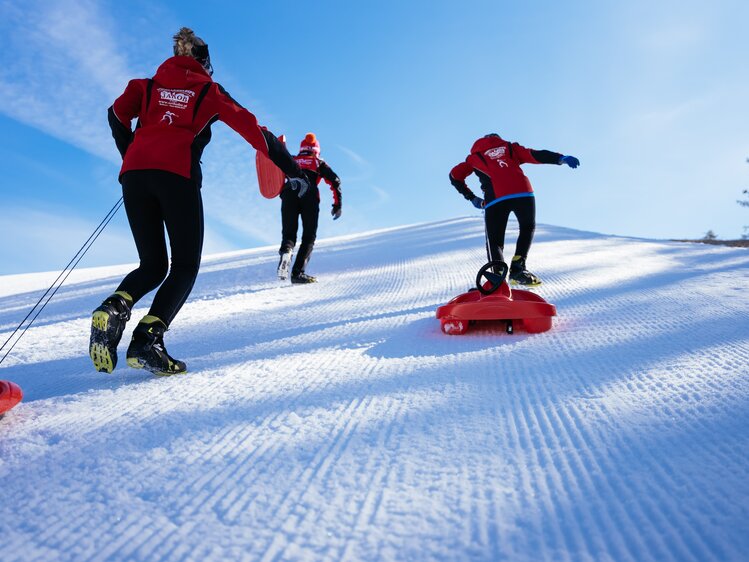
[277, 133, 342, 284]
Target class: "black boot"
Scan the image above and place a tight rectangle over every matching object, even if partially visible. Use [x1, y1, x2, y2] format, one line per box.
[509, 256, 542, 286]
[126, 316, 187, 376]
[89, 292, 132, 373]
[291, 271, 317, 284]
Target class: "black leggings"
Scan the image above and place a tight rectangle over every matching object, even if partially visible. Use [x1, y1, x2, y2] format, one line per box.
[117, 170, 204, 327]
[279, 187, 319, 275]
[484, 196, 536, 264]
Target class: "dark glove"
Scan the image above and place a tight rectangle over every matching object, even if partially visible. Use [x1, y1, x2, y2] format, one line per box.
[332, 204, 342, 220]
[559, 155, 580, 169]
[471, 196, 484, 209]
[287, 177, 310, 198]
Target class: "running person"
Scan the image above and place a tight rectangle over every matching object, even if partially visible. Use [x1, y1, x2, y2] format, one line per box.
[89, 27, 307, 375]
[449, 133, 579, 286]
[277, 133, 342, 284]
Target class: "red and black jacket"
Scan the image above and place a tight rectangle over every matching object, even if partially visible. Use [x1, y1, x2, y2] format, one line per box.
[108, 56, 302, 187]
[290, 151, 342, 207]
[449, 134, 562, 207]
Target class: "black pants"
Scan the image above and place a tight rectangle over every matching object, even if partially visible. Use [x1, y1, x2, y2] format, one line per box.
[117, 170, 204, 327]
[279, 187, 319, 275]
[484, 195, 536, 264]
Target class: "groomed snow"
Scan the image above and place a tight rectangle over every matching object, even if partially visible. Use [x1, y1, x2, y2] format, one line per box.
[1, 217, 748, 561]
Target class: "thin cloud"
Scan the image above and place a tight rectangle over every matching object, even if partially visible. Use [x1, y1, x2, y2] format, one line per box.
[0, 0, 131, 162]
[0, 204, 136, 275]
[336, 144, 375, 183]
[0, 0, 288, 265]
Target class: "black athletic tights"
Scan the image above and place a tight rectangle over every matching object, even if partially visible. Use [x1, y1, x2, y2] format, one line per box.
[279, 186, 319, 275]
[117, 170, 204, 327]
[484, 195, 536, 264]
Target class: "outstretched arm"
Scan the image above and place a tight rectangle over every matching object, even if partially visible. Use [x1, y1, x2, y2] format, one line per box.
[512, 142, 579, 168]
[213, 84, 304, 178]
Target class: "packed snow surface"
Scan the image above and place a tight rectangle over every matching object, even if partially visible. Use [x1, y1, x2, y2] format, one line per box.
[1, 217, 748, 561]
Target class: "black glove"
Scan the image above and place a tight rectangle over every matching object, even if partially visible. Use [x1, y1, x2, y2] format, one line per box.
[287, 177, 310, 198]
[331, 204, 342, 220]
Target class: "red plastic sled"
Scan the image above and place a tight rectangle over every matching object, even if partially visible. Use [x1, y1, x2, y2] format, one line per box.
[256, 134, 287, 199]
[0, 380, 23, 418]
[436, 262, 556, 335]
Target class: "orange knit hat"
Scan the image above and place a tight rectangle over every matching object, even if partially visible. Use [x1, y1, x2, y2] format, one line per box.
[299, 133, 320, 156]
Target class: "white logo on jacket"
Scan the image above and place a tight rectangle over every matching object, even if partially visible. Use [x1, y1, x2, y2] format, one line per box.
[157, 88, 195, 109]
[485, 147, 506, 159]
[160, 111, 177, 125]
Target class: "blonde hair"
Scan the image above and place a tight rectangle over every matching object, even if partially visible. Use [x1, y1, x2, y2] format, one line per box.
[172, 27, 206, 57]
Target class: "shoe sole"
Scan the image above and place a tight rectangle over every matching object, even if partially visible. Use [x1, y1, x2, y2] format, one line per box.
[127, 356, 187, 377]
[510, 279, 543, 288]
[89, 310, 117, 373]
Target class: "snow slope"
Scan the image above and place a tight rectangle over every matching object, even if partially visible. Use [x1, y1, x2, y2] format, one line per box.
[1, 217, 748, 562]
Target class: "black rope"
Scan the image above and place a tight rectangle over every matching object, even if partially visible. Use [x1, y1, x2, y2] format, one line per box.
[0, 198, 124, 366]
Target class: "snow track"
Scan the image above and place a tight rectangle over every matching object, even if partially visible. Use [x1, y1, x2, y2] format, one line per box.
[1, 217, 748, 561]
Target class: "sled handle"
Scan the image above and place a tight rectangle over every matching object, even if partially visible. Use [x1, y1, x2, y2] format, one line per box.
[476, 261, 509, 295]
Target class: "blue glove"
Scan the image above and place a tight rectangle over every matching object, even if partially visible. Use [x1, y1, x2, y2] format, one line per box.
[560, 155, 580, 169]
[287, 177, 310, 197]
[471, 196, 484, 209]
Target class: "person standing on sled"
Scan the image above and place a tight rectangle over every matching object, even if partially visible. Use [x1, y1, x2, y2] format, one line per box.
[89, 27, 307, 376]
[277, 133, 342, 284]
[449, 133, 579, 286]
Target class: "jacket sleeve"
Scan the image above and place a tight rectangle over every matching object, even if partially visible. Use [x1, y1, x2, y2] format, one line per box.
[108, 79, 145, 158]
[318, 161, 342, 206]
[511, 142, 562, 165]
[212, 83, 303, 178]
[449, 160, 477, 200]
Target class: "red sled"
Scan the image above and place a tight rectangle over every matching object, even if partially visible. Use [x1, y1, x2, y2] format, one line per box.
[256, 134, 287, 199]
[0, 380, 23, 418]
[436, 262, 557, 335]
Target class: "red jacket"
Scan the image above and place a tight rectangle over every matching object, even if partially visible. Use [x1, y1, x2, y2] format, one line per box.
[449, 135, 561, 205]
[293, 152, 342, 206]
[109, 56, 300, 185]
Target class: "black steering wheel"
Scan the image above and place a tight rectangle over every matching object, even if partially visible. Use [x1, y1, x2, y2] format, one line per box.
[476, 261, 509, 295]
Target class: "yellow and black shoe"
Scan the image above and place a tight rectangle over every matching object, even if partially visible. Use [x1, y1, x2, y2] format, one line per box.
[509, 256, 542, 287]
[290, 272, 317, 284]
[126, 315, 187, 376]
[89, 292, 132, 373]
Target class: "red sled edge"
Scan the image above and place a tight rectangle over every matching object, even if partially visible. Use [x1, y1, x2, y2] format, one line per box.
[0, 380, 23, 416]
[256, 134, 287, 199]
[436, 282, 557, 335]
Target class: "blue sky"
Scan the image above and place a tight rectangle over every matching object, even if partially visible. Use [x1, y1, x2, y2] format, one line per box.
[0, 0, 747, 274]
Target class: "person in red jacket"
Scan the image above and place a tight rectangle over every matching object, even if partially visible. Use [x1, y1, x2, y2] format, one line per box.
[89, 27, 307, 376]
[449, 133, 579, 286]
[277, 133, 342, 284]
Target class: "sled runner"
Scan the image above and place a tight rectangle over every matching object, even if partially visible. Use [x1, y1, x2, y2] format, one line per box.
[436, 261, 556, 335]
[0, 380, 23, 419]
[256, 134, 287, 198]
